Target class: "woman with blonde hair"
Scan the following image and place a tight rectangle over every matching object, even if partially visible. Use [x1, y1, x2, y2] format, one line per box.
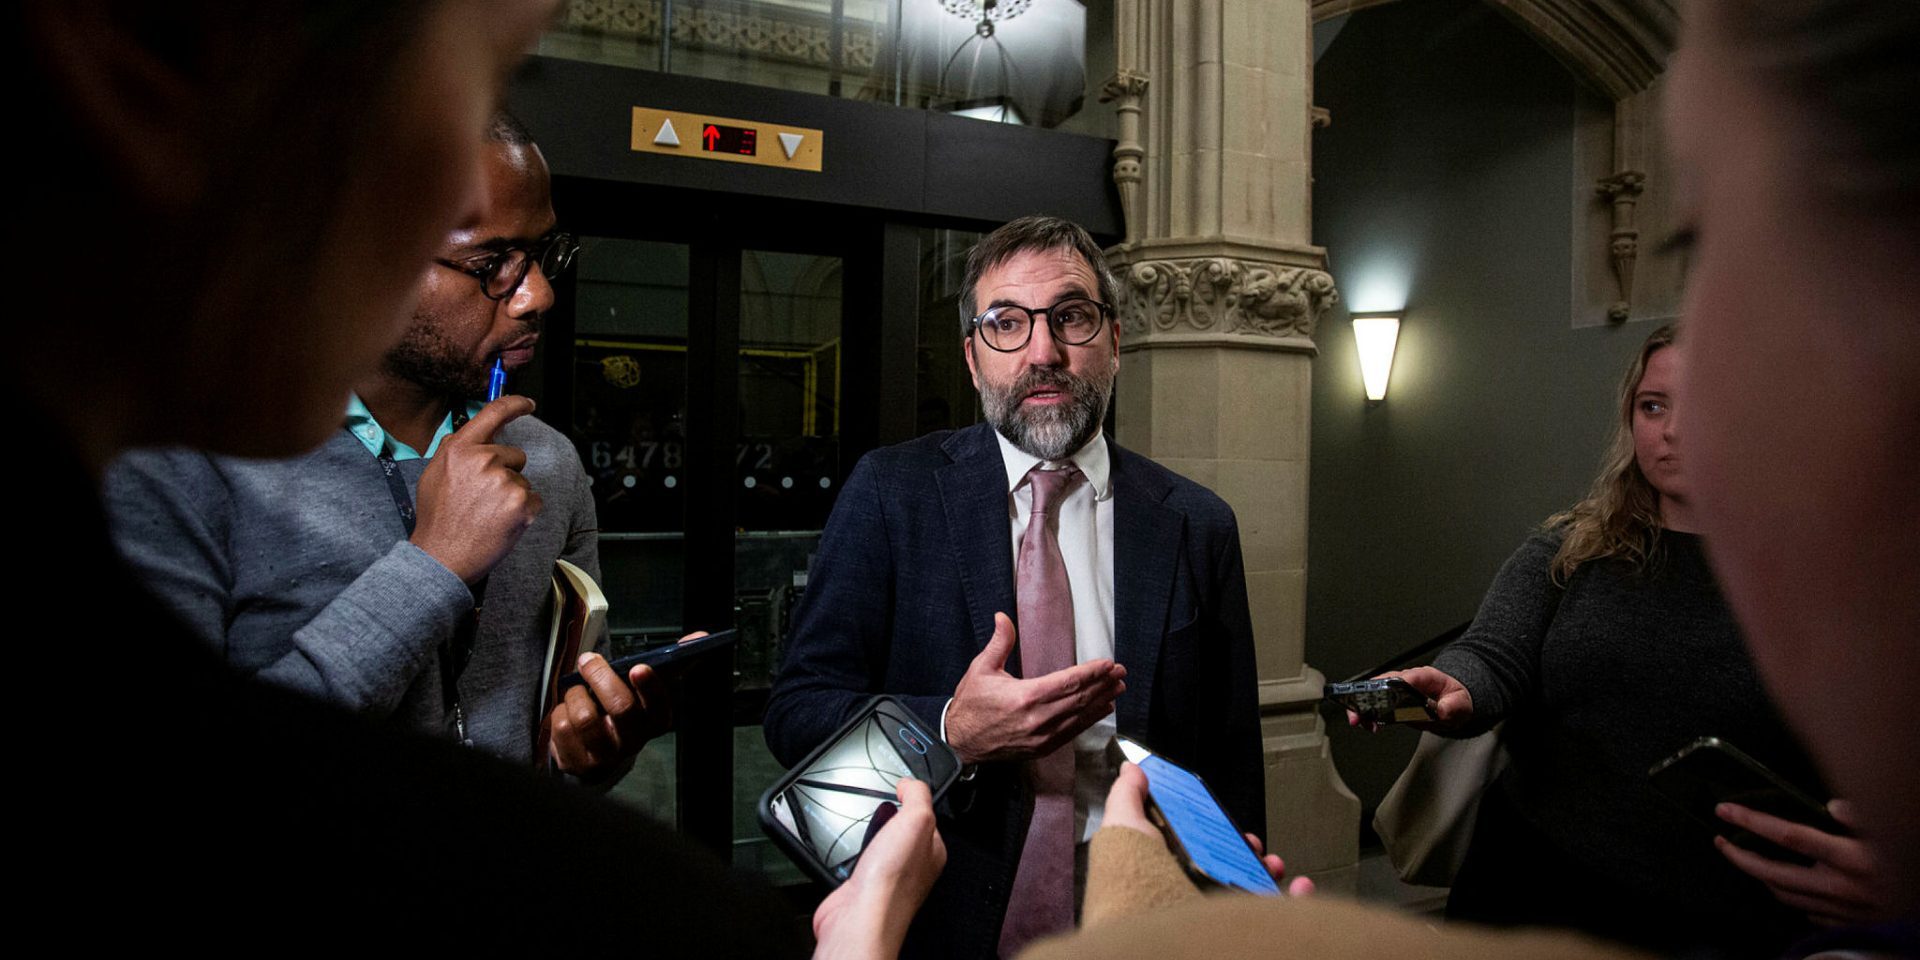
[1368, 323, 1876, 954]
[1538, 324, 1681, 583]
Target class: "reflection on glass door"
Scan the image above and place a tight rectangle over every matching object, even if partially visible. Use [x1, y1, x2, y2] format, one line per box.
[554, 229, 854, 879]
[733, 249, 842, 880]
[569, 236, 690, 824]
[569, 237, 691, 645]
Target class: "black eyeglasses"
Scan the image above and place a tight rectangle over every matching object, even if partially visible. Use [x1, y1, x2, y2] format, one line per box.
[434, 232, 579, 301]
[969, 296, 1113, 352]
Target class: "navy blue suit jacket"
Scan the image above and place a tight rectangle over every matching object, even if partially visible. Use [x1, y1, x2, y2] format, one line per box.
[764, 423, 1263, 958]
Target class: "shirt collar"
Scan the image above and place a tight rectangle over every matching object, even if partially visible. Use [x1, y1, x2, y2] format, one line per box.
[342, 393, 484, 461]
[992, 427, 1112, 501]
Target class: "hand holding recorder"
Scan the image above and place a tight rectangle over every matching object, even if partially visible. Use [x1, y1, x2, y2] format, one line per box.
[1334, 666, 1473, 733]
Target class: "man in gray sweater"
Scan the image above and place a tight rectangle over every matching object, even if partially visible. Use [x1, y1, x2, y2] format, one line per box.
[105, 116, 658, 781]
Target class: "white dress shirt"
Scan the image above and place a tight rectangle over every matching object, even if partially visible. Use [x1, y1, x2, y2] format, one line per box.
[942, 429, 1118, 843]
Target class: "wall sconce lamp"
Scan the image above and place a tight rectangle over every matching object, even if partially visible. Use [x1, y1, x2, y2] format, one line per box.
[1350, 311, 1401, 405]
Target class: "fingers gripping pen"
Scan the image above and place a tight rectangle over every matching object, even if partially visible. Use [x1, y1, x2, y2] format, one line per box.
[449, 352, 507, 749]
[486, 356, 507, 402]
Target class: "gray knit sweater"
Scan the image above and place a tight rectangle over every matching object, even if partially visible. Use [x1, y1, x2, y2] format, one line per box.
[104, 417, 599, 766]
[1433, 529, 1821, 927]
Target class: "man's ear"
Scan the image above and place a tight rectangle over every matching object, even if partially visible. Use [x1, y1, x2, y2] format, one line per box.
[962, 333, 980, 388]
[31, 1, 209, 210]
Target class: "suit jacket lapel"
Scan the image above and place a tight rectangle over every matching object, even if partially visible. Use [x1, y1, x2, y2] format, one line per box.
[937, 424, 1019, 673]
[1110, 441, 1182, 735]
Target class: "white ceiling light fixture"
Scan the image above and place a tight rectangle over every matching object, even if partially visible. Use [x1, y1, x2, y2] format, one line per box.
[936, 0, 1032, 125]
[942, 0, 1033, 31]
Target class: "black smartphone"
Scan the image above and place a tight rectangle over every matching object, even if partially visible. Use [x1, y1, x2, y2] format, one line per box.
[555, 628, 738, 695]
[1648, 736, 1844, 866]
[1113, 737, 1281, 896]
[1324, 678, 1436, 724]
[758, 696, 962, 886]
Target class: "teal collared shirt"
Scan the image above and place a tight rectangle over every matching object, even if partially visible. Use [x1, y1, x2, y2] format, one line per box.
[343, 394, 485, 461]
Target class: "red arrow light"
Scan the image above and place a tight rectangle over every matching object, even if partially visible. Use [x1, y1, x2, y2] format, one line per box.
[697, 123, 756, 155]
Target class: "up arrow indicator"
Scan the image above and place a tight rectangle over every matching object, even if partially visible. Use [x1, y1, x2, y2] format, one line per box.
[703, 125, 721, 150]
[653, 118, 680, 147]
[778, 131, 804, 160]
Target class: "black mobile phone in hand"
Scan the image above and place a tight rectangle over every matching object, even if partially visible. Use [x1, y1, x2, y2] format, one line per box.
[555, 628, 737, 695]
[1113, 737, 1281, 896]
[758, 696, 961, 886]
[1324, 678, 1437, 724]
[1649, 736, 1844, 866]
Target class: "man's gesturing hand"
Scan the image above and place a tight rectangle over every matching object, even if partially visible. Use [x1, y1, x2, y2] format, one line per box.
[410, 395, 543, 584]
[944, 612, 1126, 765]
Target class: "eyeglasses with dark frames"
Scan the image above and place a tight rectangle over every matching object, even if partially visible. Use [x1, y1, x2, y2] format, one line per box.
[969, 296, 1113, 352]
[434, 232, 580, 301]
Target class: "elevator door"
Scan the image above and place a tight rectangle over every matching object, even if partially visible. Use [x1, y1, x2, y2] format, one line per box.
[538, 182, 861, 881]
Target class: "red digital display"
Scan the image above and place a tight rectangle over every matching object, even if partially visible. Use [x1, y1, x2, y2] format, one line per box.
[701, 123, 757, 156]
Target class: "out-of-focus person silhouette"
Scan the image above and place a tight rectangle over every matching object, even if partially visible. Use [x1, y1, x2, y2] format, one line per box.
[105, 114, 677, 783]
[1666, 0, 1919, 942]
[9, 1, 798, 951]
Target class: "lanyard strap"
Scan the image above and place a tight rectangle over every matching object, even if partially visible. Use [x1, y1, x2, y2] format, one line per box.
[366, 405, 481, 747]
[370, 405, 471, 536]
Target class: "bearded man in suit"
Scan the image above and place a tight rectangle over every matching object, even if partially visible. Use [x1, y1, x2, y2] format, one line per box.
[766, 215, 1263, 958]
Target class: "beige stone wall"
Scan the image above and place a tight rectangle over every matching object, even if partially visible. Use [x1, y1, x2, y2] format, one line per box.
[1106, 0, 1360, 890]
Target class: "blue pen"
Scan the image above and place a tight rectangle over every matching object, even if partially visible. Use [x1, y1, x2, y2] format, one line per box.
[486, 356, 507, 402]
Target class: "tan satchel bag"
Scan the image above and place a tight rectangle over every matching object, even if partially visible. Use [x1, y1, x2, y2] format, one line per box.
[1371, 723, 1508, 887]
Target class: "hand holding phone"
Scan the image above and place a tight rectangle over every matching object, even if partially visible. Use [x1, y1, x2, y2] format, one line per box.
[809, 778, 949, 959]
[1711, 798, 1893, 927]
[548, 649, 674, 776]
[1649, 736, 1844, 866]
[759, 697, 962, 886]
[556, 628, 738, 696]
[1107, 738, 1285, 896]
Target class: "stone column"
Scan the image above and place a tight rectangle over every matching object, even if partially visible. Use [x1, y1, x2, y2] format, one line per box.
[1105, 0, 1360, 890]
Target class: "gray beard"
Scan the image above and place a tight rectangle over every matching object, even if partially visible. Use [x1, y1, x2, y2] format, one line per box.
[979, 364, 1114, 462]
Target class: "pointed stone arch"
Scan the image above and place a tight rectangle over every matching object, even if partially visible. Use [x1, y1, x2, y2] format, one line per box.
[1312, 0, 1680, 322]
[1311, 0, 1675, 98]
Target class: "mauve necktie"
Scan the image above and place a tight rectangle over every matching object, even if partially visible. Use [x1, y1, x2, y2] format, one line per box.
[998, 464, 1084, 957]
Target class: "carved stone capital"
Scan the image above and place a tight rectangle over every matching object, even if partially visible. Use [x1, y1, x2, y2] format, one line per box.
[1117, 257, 1338, 342]
[1099, 70, 1150, 103]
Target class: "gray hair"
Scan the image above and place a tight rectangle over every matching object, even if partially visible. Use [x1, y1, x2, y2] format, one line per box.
[958, 215, 1119, 336]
